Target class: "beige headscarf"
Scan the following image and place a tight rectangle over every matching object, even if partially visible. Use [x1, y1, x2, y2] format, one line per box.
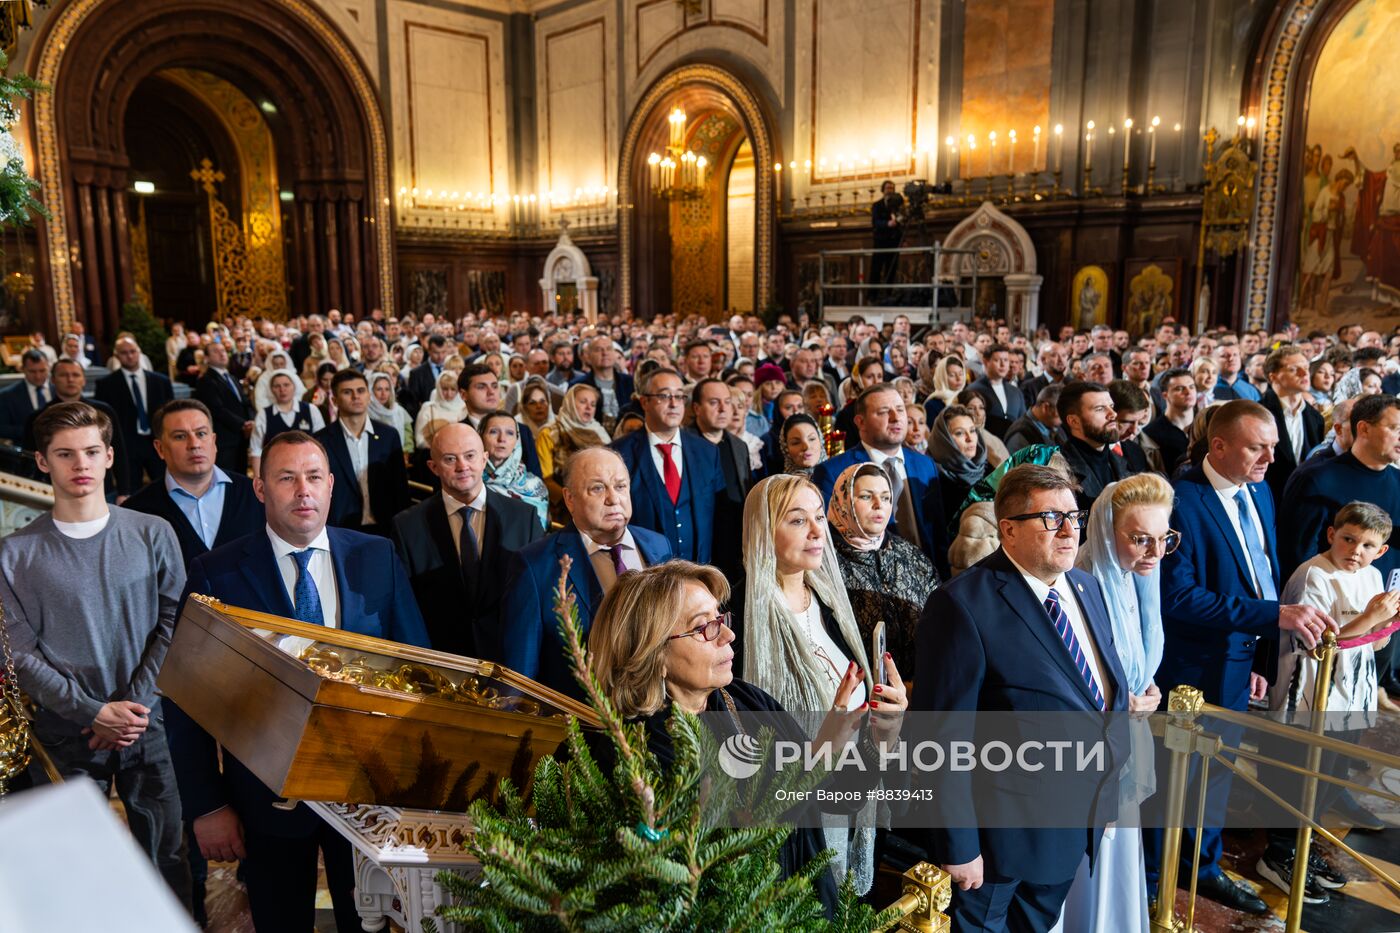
[826, 463, 889, 552]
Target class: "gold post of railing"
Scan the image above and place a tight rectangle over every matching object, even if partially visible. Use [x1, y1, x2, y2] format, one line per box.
[877, 862, 951, 932]
[1152, 685, 1205, 933]
[1286, 632, 1338, 933]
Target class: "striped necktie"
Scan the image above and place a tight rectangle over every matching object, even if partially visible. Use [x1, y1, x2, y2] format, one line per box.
[1044, 587, 1104, 710]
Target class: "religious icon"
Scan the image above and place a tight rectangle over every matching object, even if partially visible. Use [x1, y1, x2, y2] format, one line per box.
[1125, 263, 1174, 338]
[1070, 265, 1109, 329]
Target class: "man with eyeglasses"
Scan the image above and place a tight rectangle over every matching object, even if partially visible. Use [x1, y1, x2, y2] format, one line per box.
[610, 368, 726, 564]
[498, 447, 672, 697]
[1055, 381, 1128, 513]
[912, 464, 1129, 932]
[1146, 399, 1339, 914]
[1260, 344, 1324, 502]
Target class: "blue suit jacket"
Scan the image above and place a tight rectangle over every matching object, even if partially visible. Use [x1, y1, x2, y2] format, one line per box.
[0, 380, 48, 444]
[166, 526, 429, 837]
[610, 428, 726, 564]
[911, 548, 1129, 883]
[1158, 466, 1281, 709]
[812, 445, 950, 578]
[496, 525, 672, 698]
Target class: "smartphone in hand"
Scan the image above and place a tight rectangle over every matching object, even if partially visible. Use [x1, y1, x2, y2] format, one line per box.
[871, 621, 887, 686]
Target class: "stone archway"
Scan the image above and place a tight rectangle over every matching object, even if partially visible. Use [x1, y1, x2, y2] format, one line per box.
[618, 63, 776, 317]
[937, 201, 1042, 331]
[28, 0, 394, 341]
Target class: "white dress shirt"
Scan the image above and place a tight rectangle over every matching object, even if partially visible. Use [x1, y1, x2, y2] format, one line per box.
[267, 525, 339, 628]
[1202, 456, 1273, 597]
[581, 528, 645, 593]
[987, 379, 1009, 412]
[341, 421, 376, 526]
[25, 380, 53, 412]
[1005, 550, 1113, 708]
[1279, 395, 1307, 463]
[443, 484, 487, 558]
[121, 367, 152, 436]
[647, 428, 684, 483]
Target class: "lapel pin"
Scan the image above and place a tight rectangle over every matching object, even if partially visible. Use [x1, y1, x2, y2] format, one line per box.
[1076, 583, 1084, 593]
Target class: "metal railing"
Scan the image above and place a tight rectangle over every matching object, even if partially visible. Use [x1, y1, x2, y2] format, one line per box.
[816, 242, 981, 325]
[1153, 632, 1400, 933]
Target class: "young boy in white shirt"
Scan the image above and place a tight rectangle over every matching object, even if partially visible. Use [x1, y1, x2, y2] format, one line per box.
[1258, 501, 1399, 901]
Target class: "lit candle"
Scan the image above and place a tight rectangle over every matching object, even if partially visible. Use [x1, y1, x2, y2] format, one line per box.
[1033, 125, 1042, 171]
[1236, 114, 1245, 141]
[945, 135, 956, 179]
[966, 135, 976, 176]
[1085, 121, 1095, 172]
[1054, 124, 1063, 173]
[988, 131, 997, 176]
[1149, 115, 1160, 166]
[1008, 129, 1017, 174]
[1122, 118, 1133, 178]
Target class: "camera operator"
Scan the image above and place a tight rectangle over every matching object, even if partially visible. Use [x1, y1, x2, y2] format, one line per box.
[871, 180, 904, 302]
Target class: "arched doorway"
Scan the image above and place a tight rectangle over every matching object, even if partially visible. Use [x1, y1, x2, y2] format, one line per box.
[619, 64, 776, 319]
[28, 0, 394, 343]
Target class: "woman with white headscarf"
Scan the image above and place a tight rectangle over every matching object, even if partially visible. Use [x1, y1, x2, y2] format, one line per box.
[368, 371, 413, 458]
[253, 350, 296, 409]
[729, 474, 908, 897]
[59, 334, 90, 368]
[1053, 473, 1171, 933]
[413, 369, 466, 449]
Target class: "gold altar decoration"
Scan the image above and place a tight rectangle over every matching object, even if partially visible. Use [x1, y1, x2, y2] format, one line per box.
[190, 159, 284, 323]
[647, 106, 709, 202]
[0, 595, 31, 796]
[158, 594, 599, 811]
[164, 69, 289, 320]
[1194, 126, 1257, 327]
[0, 0, 35, 58]
[129, 197, 152, 309]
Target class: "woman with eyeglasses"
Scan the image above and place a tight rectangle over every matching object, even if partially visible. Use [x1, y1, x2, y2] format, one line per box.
[725, 474, 908, 899]
[1052, 472, 1173, 933]
[586, 560, 898, 918]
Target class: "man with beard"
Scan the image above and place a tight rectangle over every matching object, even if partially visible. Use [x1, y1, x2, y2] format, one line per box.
[1055, 381, 1127, 512]
[870, 180, 904, 301]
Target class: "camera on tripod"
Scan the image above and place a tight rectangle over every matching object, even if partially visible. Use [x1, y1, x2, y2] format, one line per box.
[901, 179, 952, 222]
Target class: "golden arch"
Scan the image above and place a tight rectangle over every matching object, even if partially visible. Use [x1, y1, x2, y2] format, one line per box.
[618, 63, 775, 316]
[27, 0, 395, 336]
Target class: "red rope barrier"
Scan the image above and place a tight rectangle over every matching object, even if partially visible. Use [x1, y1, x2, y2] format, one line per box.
[1335, 615, 1400, 650]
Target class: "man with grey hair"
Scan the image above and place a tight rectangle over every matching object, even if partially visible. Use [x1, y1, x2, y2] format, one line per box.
[497, 446, 673, 697]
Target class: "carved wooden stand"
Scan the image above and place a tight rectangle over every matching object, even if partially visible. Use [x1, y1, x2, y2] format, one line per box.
[308, 801, 479, 933]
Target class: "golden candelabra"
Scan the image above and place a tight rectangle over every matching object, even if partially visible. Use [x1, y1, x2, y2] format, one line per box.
[0, 597, 31, 795]
[817, 403, 846, 457]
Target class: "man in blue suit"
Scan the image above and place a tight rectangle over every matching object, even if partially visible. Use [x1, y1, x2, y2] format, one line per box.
[0, 348, 54, 444]
[968, 343, 1026, 438]
[166, 430, 429, 933]
[610, 368, 726, 563]
[912, 464, 1129, 932]
[813, 382, 950, 578]
[497, 446, 671, 697]
[1145, 399, 1337, 913]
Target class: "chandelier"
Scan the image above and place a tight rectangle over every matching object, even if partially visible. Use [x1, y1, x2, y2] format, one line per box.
[646, 107, 708, 201]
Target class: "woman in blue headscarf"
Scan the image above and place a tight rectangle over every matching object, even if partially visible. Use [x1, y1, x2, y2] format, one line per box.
[1054, 472, 1174, 933]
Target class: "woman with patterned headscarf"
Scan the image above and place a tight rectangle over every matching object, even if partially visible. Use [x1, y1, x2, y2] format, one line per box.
[826, 462, 938, 678]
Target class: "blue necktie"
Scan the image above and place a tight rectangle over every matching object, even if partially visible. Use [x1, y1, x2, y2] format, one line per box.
[1044, 588, 1105, 711]
[35, 384, 47, 408]
[224, 371, 241, 399]
[1233, 488, 1278, 600]
[290, 549, 325, 625]
[129, 374, 149, 433]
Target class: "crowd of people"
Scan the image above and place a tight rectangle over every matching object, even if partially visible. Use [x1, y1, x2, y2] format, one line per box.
[2, 306, 1399, 932]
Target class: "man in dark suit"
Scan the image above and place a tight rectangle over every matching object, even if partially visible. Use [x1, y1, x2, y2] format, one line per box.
[193, 339, 252, 474]
[610, 368, 726, 564]
[123, 399, 264, 568]
[814, 383, 950, 577]
[968, 343, 1026, 438]
[1259, 344, 1325, 503]
[406, 334, 451, 415]
[497, 446, 671, 696]
[1145, 400, 1337, 913]
[287, 313, 326, 374]
[316, 369, 408, 535]
[1003, 383, 1065, 454]
[393, 423, 543, 657]
[1018, 341, 1069, 410]
[0, 349, 54, 444]
[687, 377, 751, 578]
[95, 335, 175, 487]
[870, 180, 904, 298]
[167, 430, 429, 933]
[1141, 368, 1197, 475]
[912, 464, 1129, 931]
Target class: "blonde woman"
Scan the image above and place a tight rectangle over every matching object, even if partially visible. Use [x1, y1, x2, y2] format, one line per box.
[1053, 473, 1173, 933]
[923, 355, 967, 423]
[730, 474, 908, 897]
[586, 561, 887, 919]
[413, 370, 466, 449]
